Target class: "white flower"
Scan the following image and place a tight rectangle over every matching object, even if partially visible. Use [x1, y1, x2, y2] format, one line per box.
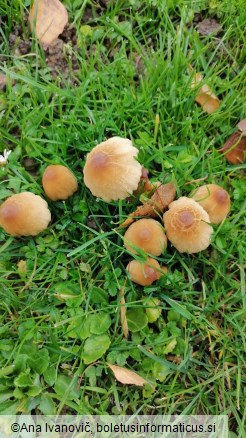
[0, 149, 12, 167]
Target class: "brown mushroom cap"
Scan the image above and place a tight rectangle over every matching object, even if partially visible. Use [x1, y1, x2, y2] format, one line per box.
[83, 137, 142, 202]
[124, 218, 167, 256]
[0, 192, 51, 236]
[163, 197, 213, 253]
[127, 257, 162, 286]
[42, 164, 78, 201]
[191, 184, 230, 224]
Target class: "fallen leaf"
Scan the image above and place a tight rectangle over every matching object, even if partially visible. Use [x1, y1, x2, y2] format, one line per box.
[219, 131, 246, 164]
[237, 118, 246, 137]
[108, 363, 147, 386]
[121, 182, 176, 228]
[29, 0, 68, 47]
[120, 285, 129, 339]
[191, 72, 220, 114]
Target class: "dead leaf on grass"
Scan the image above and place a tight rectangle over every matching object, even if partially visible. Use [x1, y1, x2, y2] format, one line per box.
[120, 285, 129, 339]
[29, 0, 68, 47]
[191, 72, 220, 114]
[120, 181, 176, 228]
[108, 363, 148, 386]
[219, 131, 246, 164]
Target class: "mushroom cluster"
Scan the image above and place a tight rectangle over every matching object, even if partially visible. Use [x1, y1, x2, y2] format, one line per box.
[81, 136, 231, 287]
[121, 181, 230, 284]
[0, 135, 231, 291]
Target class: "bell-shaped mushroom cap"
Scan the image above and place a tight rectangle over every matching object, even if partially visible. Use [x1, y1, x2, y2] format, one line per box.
[127, 257, 162, 286]
[42, 164, 78, 201]
[124, 218, 167, 256]
[191, 184, 230, 224]
[83, 136, 142, 202]
[0, 192, 51, 236]
[163, 197, 213, 253]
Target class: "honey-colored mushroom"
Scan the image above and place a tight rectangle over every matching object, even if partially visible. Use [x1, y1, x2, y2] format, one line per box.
[124, 218, 167, 256]
[83, 137, 142, 202]
[163, 197, 213, 253]
[42, 164, 78, 201]
[127, 257, 162, 286]
[191, 184, 230, 224]
[0, 192, 51, 236]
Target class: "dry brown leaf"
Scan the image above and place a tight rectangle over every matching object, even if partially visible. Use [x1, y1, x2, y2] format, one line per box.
[108, 363, 147, 386]
[191, 73, 220, 114]
[120, 285, 129, 339]
[29, 0, 68, 47]
[121, 181, 176, 228]
[219, 131, 246, 164]
[237, 118, 246, 137]
[128, 167, 153, 201]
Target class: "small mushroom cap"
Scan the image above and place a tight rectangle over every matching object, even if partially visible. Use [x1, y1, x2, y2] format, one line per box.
[0, 192, 51, 236]
[42, 164, 78, 201]
[163, 197, 213, 253]
[124, 218, 167, 256]
[127, 257, 162, 286]
[191, 184, 230, 224]
[83, 136, 142, 202]
[237, 118, 246, 136]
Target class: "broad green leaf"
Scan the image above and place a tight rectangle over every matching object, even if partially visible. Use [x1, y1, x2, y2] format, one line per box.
[126, 309, 148, 332]
[68, 317, 91, 340]
[90, 312, 111, 335]
[27, 385, 42, 397]
[43, 365, 56, 386]
[14, 371, 32, 388]
[0, 391, 13, 403]
[0, 400, 19, 414]
[89, 287, 108, 304]
[13, 387, 24, 399]
[167, 309, 180, 322]
[145, 298, 162, 323]
[39, 394, 56, 415]
[54, 375, 80, 401]
[84, 366, 97, 387]
[28, 348, 50, 374]
[160, 295, 192, 320]
[17, 396, 40, 412]
[0, 364, 15, 377]
[82, 335, 111, 364]
[167, 321, 181, 336]
[153, 362, 170, 382]
[162, 339, 177, 354]
[138, 345, 187, 373]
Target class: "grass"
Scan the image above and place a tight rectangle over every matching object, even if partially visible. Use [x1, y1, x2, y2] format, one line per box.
[0, 0, 245, 435]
